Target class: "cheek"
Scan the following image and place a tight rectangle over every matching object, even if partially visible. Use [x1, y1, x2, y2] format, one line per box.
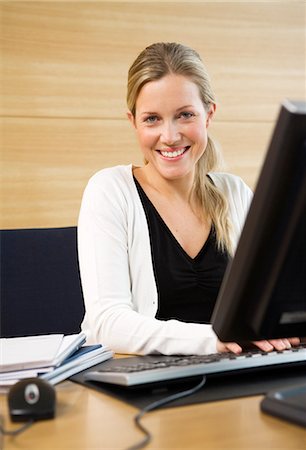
[136, 128, 157, 148]
[186, 123, 207, 144]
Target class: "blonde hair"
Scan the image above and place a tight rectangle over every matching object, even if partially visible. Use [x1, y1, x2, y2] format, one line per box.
[127, 42, 232, 255]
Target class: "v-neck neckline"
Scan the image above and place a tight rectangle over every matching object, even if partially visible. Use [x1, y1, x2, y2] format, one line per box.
[133, 176, 212, 262]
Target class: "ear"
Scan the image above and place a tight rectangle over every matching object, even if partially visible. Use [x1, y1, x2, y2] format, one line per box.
[206, 103, 216, 128]
[127, 110, 136, 129]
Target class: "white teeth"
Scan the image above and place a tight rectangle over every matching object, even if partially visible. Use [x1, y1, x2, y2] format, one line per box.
[160, 147, 186, 158]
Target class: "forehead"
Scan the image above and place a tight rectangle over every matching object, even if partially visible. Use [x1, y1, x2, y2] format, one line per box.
[136, 74, 203, 112]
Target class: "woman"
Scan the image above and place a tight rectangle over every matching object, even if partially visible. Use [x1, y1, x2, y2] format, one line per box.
[78, 42, 299, 355]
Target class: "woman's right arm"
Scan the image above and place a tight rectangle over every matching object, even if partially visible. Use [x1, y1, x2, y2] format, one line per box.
[77, 170, 219, 356]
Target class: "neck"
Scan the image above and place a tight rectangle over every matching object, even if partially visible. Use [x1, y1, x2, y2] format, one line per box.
[139, 164, 195, 202]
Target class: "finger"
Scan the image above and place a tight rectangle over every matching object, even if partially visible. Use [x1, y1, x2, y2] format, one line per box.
[252, 340, 274, 352]
[224, 342, 243, 354]
[268, 339, 291, 350]
[216, 340, 242, 354]
[288, 337, 300, 346]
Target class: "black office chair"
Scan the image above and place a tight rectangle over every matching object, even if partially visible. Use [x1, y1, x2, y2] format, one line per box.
[0, 226, 85, 337]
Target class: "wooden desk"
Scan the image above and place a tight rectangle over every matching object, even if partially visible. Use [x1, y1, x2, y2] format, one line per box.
[1, 379, 305, 449]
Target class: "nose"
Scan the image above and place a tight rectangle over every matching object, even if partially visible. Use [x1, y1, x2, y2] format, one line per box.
[160, 120, 180, 145]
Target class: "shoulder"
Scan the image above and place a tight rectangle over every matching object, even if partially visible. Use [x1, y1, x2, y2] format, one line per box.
[81, 164, 136, 211]
[208, 172, 253, 202]
[209, 173, 254, 249]
[87, 164, 133, 190]
[209, 173, 253, 242]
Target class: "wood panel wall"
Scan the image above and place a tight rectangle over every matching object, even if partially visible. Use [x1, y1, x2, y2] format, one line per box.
[1, 1, 305, 229]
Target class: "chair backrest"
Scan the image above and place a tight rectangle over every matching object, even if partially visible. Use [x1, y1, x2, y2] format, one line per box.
[0, 227, 85, 337]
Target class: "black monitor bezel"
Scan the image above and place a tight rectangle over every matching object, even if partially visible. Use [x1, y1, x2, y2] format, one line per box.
[212, 100, 306, 343]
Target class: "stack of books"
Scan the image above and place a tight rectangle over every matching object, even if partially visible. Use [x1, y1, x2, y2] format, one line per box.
[0, 332, 113, 392]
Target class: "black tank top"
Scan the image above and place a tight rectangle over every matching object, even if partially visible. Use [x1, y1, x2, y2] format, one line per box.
[134, 177, 230, 324]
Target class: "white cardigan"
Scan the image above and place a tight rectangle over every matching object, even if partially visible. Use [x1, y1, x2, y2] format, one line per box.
[78, 164, 253, 355]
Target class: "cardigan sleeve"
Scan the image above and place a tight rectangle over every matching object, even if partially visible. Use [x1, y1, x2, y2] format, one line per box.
[78, 168, 219, 356]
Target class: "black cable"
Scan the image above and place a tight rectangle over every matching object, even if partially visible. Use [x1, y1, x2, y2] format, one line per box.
[127, 375, 207, 450]
[0, 419, 35, 436]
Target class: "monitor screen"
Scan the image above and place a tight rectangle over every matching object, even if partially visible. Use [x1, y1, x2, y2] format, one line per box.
[212, 99, 306, 343]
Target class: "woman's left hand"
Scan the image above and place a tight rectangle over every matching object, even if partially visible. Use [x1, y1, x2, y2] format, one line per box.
[217, 337, 300, 354]
[252, 337, 300, 352]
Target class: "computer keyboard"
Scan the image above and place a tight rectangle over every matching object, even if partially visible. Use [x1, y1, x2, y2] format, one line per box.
[84, 344, 306, 387]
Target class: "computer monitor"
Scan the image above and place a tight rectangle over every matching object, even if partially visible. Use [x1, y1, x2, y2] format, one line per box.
[212, 99, 306, 343]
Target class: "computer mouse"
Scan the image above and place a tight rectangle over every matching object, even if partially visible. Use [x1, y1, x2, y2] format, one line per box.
[8, 378, 56, 422]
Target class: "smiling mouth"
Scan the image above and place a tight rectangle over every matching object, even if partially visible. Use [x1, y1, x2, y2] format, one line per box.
[159, 146, 190, 158]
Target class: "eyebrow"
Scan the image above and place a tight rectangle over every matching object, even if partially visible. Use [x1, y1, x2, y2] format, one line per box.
[139, 105, 194, 117]
[176, 105, 194, 111]
[139, 111, 158, 116]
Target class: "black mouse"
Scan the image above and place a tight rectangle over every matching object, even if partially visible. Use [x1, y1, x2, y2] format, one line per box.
[8, 378, 56, 422]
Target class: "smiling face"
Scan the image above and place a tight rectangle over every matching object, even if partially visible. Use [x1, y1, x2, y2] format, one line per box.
[128, 73, 215, 183]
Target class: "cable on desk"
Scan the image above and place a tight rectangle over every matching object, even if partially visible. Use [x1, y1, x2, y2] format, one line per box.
[0, 419, 35, 436]
[127, 375, 207, 450]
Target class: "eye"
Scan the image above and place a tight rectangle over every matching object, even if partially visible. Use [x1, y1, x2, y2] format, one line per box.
[144, 115, 159, 124]
[178, 111, 195, 120]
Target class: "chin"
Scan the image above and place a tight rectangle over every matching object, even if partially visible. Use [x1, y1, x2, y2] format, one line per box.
[159, 168, 191, 180]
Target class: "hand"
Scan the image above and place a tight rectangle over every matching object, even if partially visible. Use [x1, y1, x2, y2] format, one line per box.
[217, 337, 300, 354]
[251, 337, 300, 352]
[216, 340, 243, 354]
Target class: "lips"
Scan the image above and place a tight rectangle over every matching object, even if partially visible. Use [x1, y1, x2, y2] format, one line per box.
[159, 146, 190, 158]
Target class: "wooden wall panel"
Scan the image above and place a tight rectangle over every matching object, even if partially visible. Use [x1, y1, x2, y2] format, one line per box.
[2, 2, 305, 121]
[1, 1, 305, 228]
[1, 117, 141, 228]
